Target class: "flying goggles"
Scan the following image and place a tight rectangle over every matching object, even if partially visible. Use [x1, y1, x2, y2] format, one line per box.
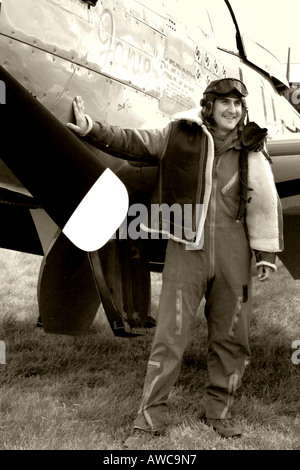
[204, 78, 248, 98]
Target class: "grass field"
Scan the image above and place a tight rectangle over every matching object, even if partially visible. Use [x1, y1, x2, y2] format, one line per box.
[0, 247, 300, 451]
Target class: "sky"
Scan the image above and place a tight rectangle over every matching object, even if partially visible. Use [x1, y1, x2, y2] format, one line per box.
[230, 0, 300, 64]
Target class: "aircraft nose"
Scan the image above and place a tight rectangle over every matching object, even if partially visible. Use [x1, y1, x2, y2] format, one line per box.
[0, 65, 129, 252]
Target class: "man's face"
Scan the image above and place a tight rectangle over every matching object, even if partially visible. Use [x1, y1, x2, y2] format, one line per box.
[212, 93, 243, 135]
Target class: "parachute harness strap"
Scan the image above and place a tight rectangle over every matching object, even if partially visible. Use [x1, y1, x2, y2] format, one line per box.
[236, 148, 253, 222]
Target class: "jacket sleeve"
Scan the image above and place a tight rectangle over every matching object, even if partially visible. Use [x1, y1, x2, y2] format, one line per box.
[254, 251, 277, 271]
[85, 120, 172, 163]
[246, 151, 284, 254]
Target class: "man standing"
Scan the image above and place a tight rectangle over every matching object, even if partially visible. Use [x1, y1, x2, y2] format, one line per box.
[67, 78, 283, 446]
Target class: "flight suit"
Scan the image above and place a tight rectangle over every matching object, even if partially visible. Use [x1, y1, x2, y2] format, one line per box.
[86, 115, 282, 432]
[134, 144, 252, 432]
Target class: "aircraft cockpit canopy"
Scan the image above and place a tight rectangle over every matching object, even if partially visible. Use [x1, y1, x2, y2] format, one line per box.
[81, 0, 98, 7]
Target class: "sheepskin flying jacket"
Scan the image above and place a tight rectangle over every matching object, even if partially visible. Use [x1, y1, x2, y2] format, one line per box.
[86, 111, 284, 267]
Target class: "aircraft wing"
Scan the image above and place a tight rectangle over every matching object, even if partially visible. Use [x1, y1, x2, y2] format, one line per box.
[0, 149, 50, 255]
[267, 134, 300, 279]
[268, 134, 300, 198]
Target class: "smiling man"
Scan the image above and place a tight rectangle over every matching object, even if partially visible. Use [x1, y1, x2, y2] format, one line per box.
[212, 95, 243, 134]
[67, 78, 283, 447]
